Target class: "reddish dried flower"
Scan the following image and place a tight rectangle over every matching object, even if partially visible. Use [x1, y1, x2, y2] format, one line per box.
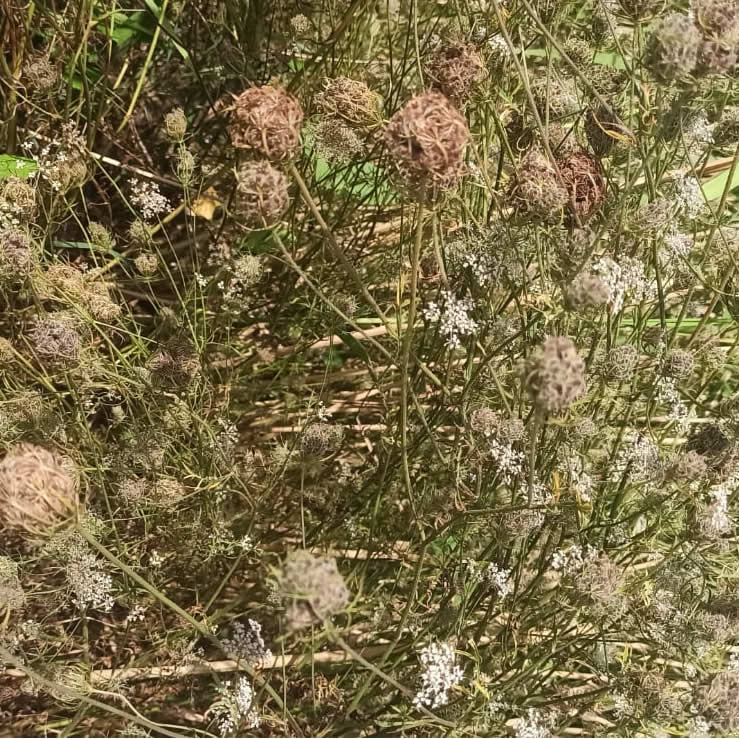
[235, 161, 290, 227]
[383, 91, 469, 193]
[557, 149, 606, 221]
[229, 86, 304, 161]
[523, 336, 587, 414]
[425, 40, 485, 106]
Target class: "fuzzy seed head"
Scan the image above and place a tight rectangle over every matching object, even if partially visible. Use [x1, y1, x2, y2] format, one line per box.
[663, 348, 695, 379]
[469, 407, 500, 437]
[565, 273, 609, 311]
[2, 177, 36, 222]
[229, 86, 304, 161]
[23, 56, 58, 91]
[278, 550, 350, 630]
[164, 107, 187, 142]
[523, 336, 587, 414]
[149, 336, 200, 388]
[646, 13, 701, 81]
[315, 77, 382, 128]
[666, 450, 708, 482]
[311, 116, 364, 164]
[0, 230, 35, 282]
[383, 91, 469, 193]
[425, 40, 486, 106]
[693, 0, 738, 36]
[697, 36, 738, 74]
[88, 222, 115, 252]
[557, 149, 606, 221]
[602, 345, 639, 380]
[699, 672, 739, 732]
[29, 315, 83, 368]
[510, 149, 568, 222]
[301, 422, 344, 457]
[230, 255, 263, 287]
[0, 443, 79, 536]
[135, 252, 158, 276]
[235, 161, 290, 227]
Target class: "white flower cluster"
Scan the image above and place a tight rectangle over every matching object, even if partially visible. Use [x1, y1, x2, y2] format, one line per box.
[446, 236, 499, 286]
[550, 543, 597, 572]
[209, 676, 259, 737]
[221, 619, 272, 664]
[674, 174, 704, 219]
[592, 256, 654, 313]
[683, 113, 714, 157]
[516, 707, 554, 738]
[424, 290, 478, 350]
[489, 437, 525, 485]
[413, 641, 464, 710]
[662, 231, 693, 263]
[568, 455, 594, 502]
[67, 551, 115, 612]
[130, 178, 170, 221]
[464, 560, 512, 597]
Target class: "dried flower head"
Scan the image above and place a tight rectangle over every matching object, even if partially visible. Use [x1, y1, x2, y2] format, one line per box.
[22, 55, 58, 91]
[666, 450, 708, 482]
[602, 344, 639, 380]
[531, 77, 579, 119]
[469, 407, 500, 437]
[585, 106, 624, 157]
[277, 550, 350, 630]
[149, 477, 186, 508]
[663, 348, 695, 379]
[128, 219, 153, 245]
[693, 0, 738, 36]
[1, 177, 36, 222]
[565, 272, 609, 311]
[383, 91, 469, 192]
[510, 149, 568, 222]
[523, 336, 587, 415]
[0, 230, 35, 282]
[87, 222, 115, 252]
[574, 553, 627, 619]
[29, 314, 83, 369]
[149, 336, 200, 388]
[646, 13, 701, 81]
[235, 161, 290, 227]
[687, 424, 731, 457]
[229, 86, 304, 160]
[425, 40, 485, 105]
[315, 77, 382, 128]
[557, 149, 606, 221]
[0, 443, 79, 536]
[698, 671, 739, 732]
[310, 116, 364, 164]
[135, 252, 158, 276]
[164, 107, 187, 142]
[697, 36, 738, 74]
[301, 422, 344, 457]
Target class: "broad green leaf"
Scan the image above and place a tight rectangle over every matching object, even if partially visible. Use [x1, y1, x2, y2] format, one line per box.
[594, 51, 628, 69]
[701, 167, 739, 201]
[0, 154, 38, 179]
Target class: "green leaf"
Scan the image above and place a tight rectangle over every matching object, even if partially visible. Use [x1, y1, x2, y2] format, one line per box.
[0, 154, 38, 180]
[593, 51, 627, 69]
[336, 330, 371, 363]
[701, 167, 739, 202]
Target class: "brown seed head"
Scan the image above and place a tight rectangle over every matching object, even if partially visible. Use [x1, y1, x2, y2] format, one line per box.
[301, 422, 344, 457]
[693, 0, 738, 36]
[2, 177, 36, 222]
[510, 149, 568, 222]
[425, 40, 486, 106]
[523, 336, 587, 414]
[149, 336, 200, 388]
[0, 231, 35, 282]
[229, 86, 304, 161]
[315, 77, 382, 128]
[557, 149, 606, 221]
[565, 272, 609, 311]
[235, 161, 290, 227]
[164, 107, 187, 142]
[0, 443, 79, 536]
[383, 91, 469, 193]
[646, 13, 701, 81]
[29, 315, 83, 369]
